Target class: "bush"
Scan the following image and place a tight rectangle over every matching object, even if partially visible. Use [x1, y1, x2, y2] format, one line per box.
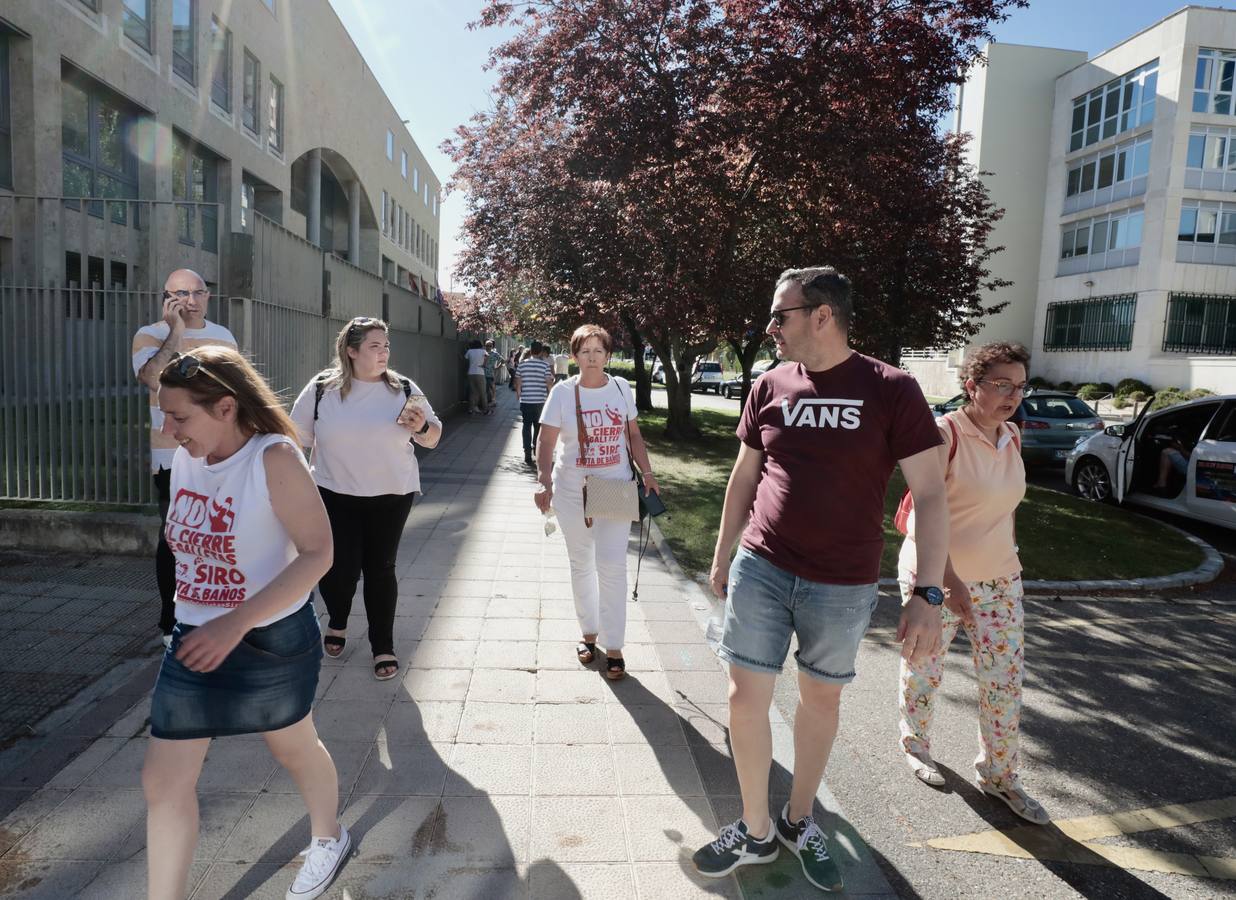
[1128, 390, 1148, 403]
[1149, 389, 1190, 412]
[1186, 388, 1214, 400]
[1056, 381, 1076, 392]
[1112, 396, 1131, 409]
[1076, 382, 1115, 400]
[1115, 377, 1154, 397]
[1028, 376, 1054, 389]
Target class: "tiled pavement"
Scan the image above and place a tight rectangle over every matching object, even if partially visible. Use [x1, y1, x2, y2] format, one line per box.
[0, 388, 893, 899]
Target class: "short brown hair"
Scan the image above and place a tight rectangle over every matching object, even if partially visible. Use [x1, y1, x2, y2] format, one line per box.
[159, 345, 298, 439]
[776, 266, 853, 332]
[569, 324, 613, 357]
[959, 341, 1031, 396]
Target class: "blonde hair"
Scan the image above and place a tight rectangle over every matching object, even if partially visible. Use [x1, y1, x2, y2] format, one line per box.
[158, 346, 297, 439]
[322, 317, 405, 399]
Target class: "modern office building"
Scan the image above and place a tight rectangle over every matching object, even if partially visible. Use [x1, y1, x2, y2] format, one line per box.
[0, 0, 443, 298]
[904, 5, 1236, 397]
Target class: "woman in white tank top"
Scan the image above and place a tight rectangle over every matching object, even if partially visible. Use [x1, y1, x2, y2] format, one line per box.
[142, 346, 350, 900]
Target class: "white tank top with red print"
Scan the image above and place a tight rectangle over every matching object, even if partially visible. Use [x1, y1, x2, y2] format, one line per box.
[165, 433, 309, 627]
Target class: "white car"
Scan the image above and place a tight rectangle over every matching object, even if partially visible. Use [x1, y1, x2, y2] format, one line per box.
[1065, 393, 1236, 529]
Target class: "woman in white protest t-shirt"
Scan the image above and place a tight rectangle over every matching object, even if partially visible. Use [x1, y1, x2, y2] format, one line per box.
[534, 324, 660, 680]
[291, 317, 442, 683]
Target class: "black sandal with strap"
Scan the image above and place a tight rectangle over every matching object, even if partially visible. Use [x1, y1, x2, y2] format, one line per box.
[576, 641, 597, 665]
[323, 634, 346, 658]
[605, 655, 626, 681]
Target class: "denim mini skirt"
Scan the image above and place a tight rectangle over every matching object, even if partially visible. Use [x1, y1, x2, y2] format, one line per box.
[150, 602, 322, 740]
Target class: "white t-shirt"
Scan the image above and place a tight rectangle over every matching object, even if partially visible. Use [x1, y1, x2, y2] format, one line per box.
[166, 433, 307, 627]
[131, 320, 237, 472]
[465, 348, 488, 376]
[540, 375, 638, 487]
[553, 353, 571, 375]
[290, 375, 441, 497]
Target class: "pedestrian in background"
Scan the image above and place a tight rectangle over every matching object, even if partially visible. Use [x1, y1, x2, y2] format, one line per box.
[897, 341, 1049, 824]
[483, 339, 502, 411]
[509, 346, 524, 392]
[533, 324, 660, 679]
[142, 346, 348, 900]
[464, 339, 488, 414]
[693, 267, 946, 892]
[131, 269, 236, 648]
[515, 339, 554, 465]
[291, 317, 442, 682]
[552, 348, 571, 382]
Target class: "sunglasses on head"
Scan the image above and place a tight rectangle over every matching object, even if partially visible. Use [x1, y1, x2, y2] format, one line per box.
[165, 353, 233, 393]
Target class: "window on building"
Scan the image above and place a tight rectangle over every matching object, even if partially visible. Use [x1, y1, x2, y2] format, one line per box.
[172, 0, 195, 83]
[1185, 125, 1236, 192]
[386, 129, 394, 161]
[0, 36, 11, 190]
[1059, 207, 1143, 274]
[172, 131, 218, 251]
[1044, 295, 1137, 351]
[123, 0, 152, 51]
[209, 18, 230, 111]
[1194, 49, 1236, 116]
[1164, 293, 1236, 354]
[432, 194, 438, 217]
[424, 182, 429, 205]
[1177, 200, 1236, 265]
[242, 50, 260, 136]
[1069, 60, 1156, 152]
[381, 190, 388, 236]
[76, 0, 99, 9]
[412, 167, 419, 192]
[262, 0, 276, 13]
[62, 74, 139, 224]
[401, 150, 407, 179]
[267, 76, 283, 153]
[1064, 135, 1151, 213]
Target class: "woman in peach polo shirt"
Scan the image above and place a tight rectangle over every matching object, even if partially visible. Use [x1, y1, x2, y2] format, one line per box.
[897, 341, 1050, 825]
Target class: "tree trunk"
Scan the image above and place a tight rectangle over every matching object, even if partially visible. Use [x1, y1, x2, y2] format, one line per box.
[727, 336, 766, 407]
[621, 312, 654, 412]
[662, 351, 702, 440]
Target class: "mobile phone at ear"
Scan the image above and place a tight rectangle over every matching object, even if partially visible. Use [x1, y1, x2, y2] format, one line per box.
[640, 483, 666, 517]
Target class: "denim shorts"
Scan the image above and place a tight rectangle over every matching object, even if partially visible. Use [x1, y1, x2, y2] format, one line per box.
[150, 602, 322, 740]
[716, 547, 879, 684]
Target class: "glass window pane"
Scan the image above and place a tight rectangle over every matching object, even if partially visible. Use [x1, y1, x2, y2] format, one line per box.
[1070, 131, 1083, 152]
[1140, 72, 1157, 125]
[1188, 133, 1206, 168]
[1221, 60, 1235, 93]
[172, 137, 186, 199]
[1080, 161, 1096, 192]
[123, 0, 150, 49]
[210, 21, 230, 109]
[61, 81, 90, 157]
[1197, 56, 1212, 91]
[1102, 116, 1117, 140]
[1066, 166, 1082, 196]
[243, 52, 259, 132]
[1109, 217, 1122, 250]
[96, 100, 126, 173]
[1206, 134, 1226, 169]
[1125, 211, 1143, 248]
[191, 154, 205, 202]
[1097, 154, 1115, 189]
[1092, 219, 1109, 252]
[1071, 102, 1086, 134]
[1074, 223, 1090, 256]
[62, 159, 92, 197]
[1086, 123, 1100, 145]
[1215, 94, 1231, 116]
[173, 0, 194, 81]
[1133, 140, 1151, 176]
[1116, 148, 1128, 182]
[1179, 207, 1198, 242]
[1195, 91, 1209, 114]
[1221, 211, 1236, 246]
[1087, 95, 1102, 127]
[1198, 208, 1218, 243]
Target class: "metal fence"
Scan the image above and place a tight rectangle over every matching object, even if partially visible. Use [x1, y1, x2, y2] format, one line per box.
[1, 206, 466, 507]
[1043, 294, 1137, 352]
[1162, 292, 1236, 355]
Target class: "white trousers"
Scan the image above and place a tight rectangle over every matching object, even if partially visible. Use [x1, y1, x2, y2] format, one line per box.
[552, 476, 630, 650]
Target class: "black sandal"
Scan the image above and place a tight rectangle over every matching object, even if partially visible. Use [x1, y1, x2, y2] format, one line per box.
[323, 634, 346, 658]
[605, 656, 626, 681]
[373, 658, 400, 681]
[576, 641, 597, 665]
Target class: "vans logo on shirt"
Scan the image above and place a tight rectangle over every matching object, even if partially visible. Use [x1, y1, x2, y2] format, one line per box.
[779, 397, 863, 430]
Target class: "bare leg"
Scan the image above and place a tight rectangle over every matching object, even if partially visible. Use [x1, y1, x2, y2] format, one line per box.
[263, 714, 341, 839]
[788, 674, 843, 821]
[143, 737, 211, 900]
[728, 664, 777, 837]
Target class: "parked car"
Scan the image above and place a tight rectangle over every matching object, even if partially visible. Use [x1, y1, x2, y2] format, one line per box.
[1066, 393, 1236, 528]
[691, 360, 724, 393]
[721, 360, 779, 399]
[930, 390, 1103, 465]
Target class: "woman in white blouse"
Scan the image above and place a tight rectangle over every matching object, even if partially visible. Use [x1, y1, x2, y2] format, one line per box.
[292, 317, 442, 681]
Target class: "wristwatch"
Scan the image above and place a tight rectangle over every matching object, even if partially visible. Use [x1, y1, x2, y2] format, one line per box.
[912, 585, 945, 606]
[417, 420, 431, 435]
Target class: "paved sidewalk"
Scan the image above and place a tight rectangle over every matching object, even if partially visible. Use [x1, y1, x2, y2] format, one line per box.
[0, 389, 889, 899]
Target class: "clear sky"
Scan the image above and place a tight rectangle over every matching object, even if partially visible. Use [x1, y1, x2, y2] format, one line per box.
[326, 0, 1192, 289]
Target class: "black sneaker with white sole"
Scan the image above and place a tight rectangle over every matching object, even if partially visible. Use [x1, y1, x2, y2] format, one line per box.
[692, 819, 779, 877]
[775, 804, 844, 892]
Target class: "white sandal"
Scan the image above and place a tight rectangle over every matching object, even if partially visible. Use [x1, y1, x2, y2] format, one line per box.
[905, 746, 945, 787]
[978, 778, 1050, 825]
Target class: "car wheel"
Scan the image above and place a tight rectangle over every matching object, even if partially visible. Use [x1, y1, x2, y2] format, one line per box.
[1073, 457, 1113, 502]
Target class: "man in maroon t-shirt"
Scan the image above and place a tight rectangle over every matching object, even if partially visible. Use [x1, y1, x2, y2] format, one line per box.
[692, 267, 949, 891]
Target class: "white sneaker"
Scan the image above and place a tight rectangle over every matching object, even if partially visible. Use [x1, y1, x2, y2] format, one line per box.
[905, 746, 945, 787]
[286, 824, 351, 899]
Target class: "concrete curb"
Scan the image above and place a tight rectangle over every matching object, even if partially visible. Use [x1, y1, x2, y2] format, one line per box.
[874, 513, 1224, 594]
[0, 509, 158, 555]
[645, 516, 899, 899]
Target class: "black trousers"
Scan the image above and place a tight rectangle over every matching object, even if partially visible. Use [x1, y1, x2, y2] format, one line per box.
[317, 487, 416, 658]
[154, 468, 177, 635]
[520, 402, 545, 454]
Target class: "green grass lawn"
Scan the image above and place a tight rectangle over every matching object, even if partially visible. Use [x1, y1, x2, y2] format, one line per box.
[640, 408, 1205, 583]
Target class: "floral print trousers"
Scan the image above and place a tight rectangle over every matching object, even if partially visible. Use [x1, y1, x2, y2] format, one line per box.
[898, 572, 1025, 788]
